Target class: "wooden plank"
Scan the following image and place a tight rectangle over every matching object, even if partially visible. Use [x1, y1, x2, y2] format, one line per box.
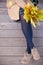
[0, 56, 42, 65]
[33, 29, 43, 37]
[0, 22, 43, 30]
[38, 1, 43, 4]
[0, 29, 43, 37]
[0, 15, 11, 23]
[0, 23, 21, 30]
[38, 4, 43, 9]
[0, 47, 26, 56]
[0, 38, 26, 47]
[0, 8, 7, 14]
[0, 30, 24, 37]
[0, 3, 6, 8]
[33, 37, 43, 47]
[38, 47, 43, 56]
[0, 37, 26, 47]
[0, 37, 43, 47]
[0, 47, 42, 56]
[0, 38, 36, 47]
[0, 0, 6, 2]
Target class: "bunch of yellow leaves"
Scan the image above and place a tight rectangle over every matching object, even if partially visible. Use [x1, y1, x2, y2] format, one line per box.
[23, 4, 43, 28]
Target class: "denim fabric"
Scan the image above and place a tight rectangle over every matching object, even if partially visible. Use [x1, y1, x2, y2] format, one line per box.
[19, 8, 35, 54]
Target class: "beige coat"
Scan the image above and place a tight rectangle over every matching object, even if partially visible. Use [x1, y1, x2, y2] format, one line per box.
[7, 0, 33, 20]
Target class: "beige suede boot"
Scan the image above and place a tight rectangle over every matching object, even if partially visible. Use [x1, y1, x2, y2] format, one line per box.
[21, 52, 32, 64]
[31, 47, 40, 60]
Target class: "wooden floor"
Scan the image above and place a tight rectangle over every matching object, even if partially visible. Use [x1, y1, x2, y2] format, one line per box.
[0, 2, 43, 65]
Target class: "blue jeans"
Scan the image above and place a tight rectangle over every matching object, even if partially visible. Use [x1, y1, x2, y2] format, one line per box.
[19, 8, 35, 54]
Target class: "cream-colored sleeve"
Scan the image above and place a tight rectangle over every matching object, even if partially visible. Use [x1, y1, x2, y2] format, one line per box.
[14, 0, 26, 8]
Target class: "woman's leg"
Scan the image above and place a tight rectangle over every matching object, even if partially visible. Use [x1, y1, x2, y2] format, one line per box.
[20, 14, 33, 64]
[19, 8, 40, 61]
[20, 14, 40, 61]
[20, 14, 35, 53]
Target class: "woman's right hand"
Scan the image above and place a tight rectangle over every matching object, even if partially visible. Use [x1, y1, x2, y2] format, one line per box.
[27, 0, 34, 7]
[7, 0, 14, 9]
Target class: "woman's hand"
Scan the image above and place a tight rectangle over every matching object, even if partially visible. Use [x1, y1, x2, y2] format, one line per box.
[27, 0, 34, 7]
[7, 0, 14, 9]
